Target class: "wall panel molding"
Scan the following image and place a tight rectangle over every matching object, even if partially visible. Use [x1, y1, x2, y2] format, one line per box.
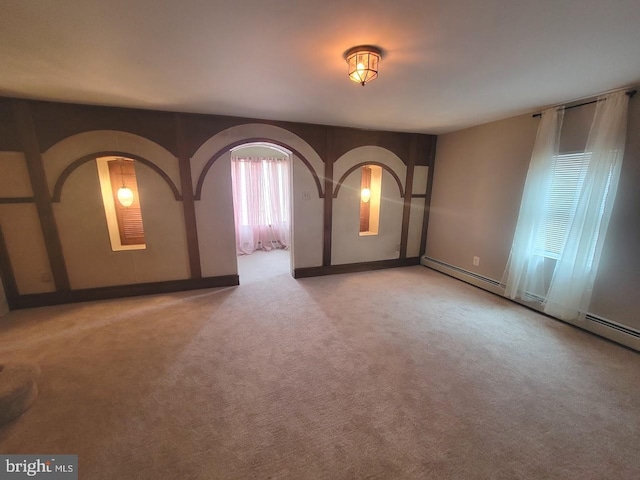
[176, 114, 202, 279]
[294, 257, 420, 278]
[52, 151, 182, 202]
[420, 138, 437, 256]
[332, 160, 405, 198]
[12, 100, 70, 291]
[399, 134, 417, 258]
[0, 96, 439, 310]
[322, 129, 335, 266]
[0, 225, 19, 310]
[194, 137, 324, 201]
[0, 197, 34, 204]
[30, 101, 179, 155]
[11, 275, 239, 310]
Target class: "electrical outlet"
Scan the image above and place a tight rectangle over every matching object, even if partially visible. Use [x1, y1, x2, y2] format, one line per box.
[473, 256, 480, 267]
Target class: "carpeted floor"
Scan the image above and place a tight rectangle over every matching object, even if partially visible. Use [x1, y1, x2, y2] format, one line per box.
[237, 248, 291, 284]
[0, 261, 638, 479]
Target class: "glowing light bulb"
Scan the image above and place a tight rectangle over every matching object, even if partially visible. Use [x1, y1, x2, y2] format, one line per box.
[361, 187, 371, 203]
[346, 46, 381, 86]
[117, 186, 134, 207]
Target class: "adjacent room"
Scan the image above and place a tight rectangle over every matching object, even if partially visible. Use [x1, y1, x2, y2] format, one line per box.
[230, 142, 293, 283]
[0, 1, 639, 479]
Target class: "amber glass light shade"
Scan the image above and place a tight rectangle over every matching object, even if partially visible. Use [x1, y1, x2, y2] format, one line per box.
[346, 46, 381, 86]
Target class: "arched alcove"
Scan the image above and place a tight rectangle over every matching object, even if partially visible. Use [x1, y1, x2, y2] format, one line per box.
[43, 131, 189, 290]
[191, 124, 325, 276]
[332, 146, 407, 265]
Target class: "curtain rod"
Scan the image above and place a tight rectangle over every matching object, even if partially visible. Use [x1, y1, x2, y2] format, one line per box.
[532, 89, 636, 118]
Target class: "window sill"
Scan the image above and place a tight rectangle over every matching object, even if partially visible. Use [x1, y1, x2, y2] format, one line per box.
[111, 244, 147, 252]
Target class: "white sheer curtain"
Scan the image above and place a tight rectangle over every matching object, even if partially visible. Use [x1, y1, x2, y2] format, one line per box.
[503, 106, 565, 301]
[504, 91, 629, 322]
[231, 156, 291, 255]
[544, 91, 629, 320]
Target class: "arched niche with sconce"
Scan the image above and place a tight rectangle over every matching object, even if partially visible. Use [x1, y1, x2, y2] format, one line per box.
[331, 146, 407, 265]
[41, 131, 189, 290]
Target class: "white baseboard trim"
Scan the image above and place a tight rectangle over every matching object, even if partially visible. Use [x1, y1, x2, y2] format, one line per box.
[421, 256, 640, 352]
[421, 256, 504, 295]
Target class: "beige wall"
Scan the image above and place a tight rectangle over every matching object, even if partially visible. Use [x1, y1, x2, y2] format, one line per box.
[426, 98, 640, 331]
[195, 151, 239, 278]
[427, 113, 538, 280]
[0, 152, 31, 197]
[291, 154, 324, 269]
[589, 98, 640, 329]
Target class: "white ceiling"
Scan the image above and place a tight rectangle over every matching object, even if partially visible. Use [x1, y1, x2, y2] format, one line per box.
[1, 0, 639, 134]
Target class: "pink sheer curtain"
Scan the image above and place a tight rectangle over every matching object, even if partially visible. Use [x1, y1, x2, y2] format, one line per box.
[231, 156, 291, 255]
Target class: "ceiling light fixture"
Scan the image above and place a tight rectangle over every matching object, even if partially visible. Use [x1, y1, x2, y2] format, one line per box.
[345, 46, 382, 86]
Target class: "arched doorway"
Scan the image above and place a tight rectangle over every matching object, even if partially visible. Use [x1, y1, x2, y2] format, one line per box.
[230, 142, 293, 283]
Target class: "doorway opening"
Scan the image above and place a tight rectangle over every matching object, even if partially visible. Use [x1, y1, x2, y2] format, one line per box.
[230, 142, 293, 284]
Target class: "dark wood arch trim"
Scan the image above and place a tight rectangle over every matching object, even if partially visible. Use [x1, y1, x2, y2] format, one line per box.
[332, 161, 404, 198]
[52, 151, 182, 203]
[0, 197, 35, 204]
[194, 137, 324, 201]
[0, 225, 19, 310]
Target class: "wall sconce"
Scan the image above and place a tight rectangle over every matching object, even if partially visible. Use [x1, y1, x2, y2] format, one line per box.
[117, 159, 134, 207]
[361, 187, 371, 203]
[345, 46, 382, 86]
[117, 186, 134, 207]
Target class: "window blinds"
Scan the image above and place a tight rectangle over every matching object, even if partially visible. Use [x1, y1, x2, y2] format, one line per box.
[536, 151, 611, 265]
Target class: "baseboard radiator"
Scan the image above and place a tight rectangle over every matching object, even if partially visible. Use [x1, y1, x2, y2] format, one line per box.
[421, 256, 640, 352]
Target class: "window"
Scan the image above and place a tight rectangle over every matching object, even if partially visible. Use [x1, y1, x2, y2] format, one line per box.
[230, 155, 291, 254]
[359, 165, 382, 236]
[535, 152, 611, 265]
[504, 93, 628, 321]
[96, 157, 146, 251]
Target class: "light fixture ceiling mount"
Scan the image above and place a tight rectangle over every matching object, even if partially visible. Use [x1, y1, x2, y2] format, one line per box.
[345, 45, 382, 86]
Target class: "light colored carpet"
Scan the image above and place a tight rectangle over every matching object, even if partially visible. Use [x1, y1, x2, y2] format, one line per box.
[237, 248, 291, 284]
[0, 262, 638, 479]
